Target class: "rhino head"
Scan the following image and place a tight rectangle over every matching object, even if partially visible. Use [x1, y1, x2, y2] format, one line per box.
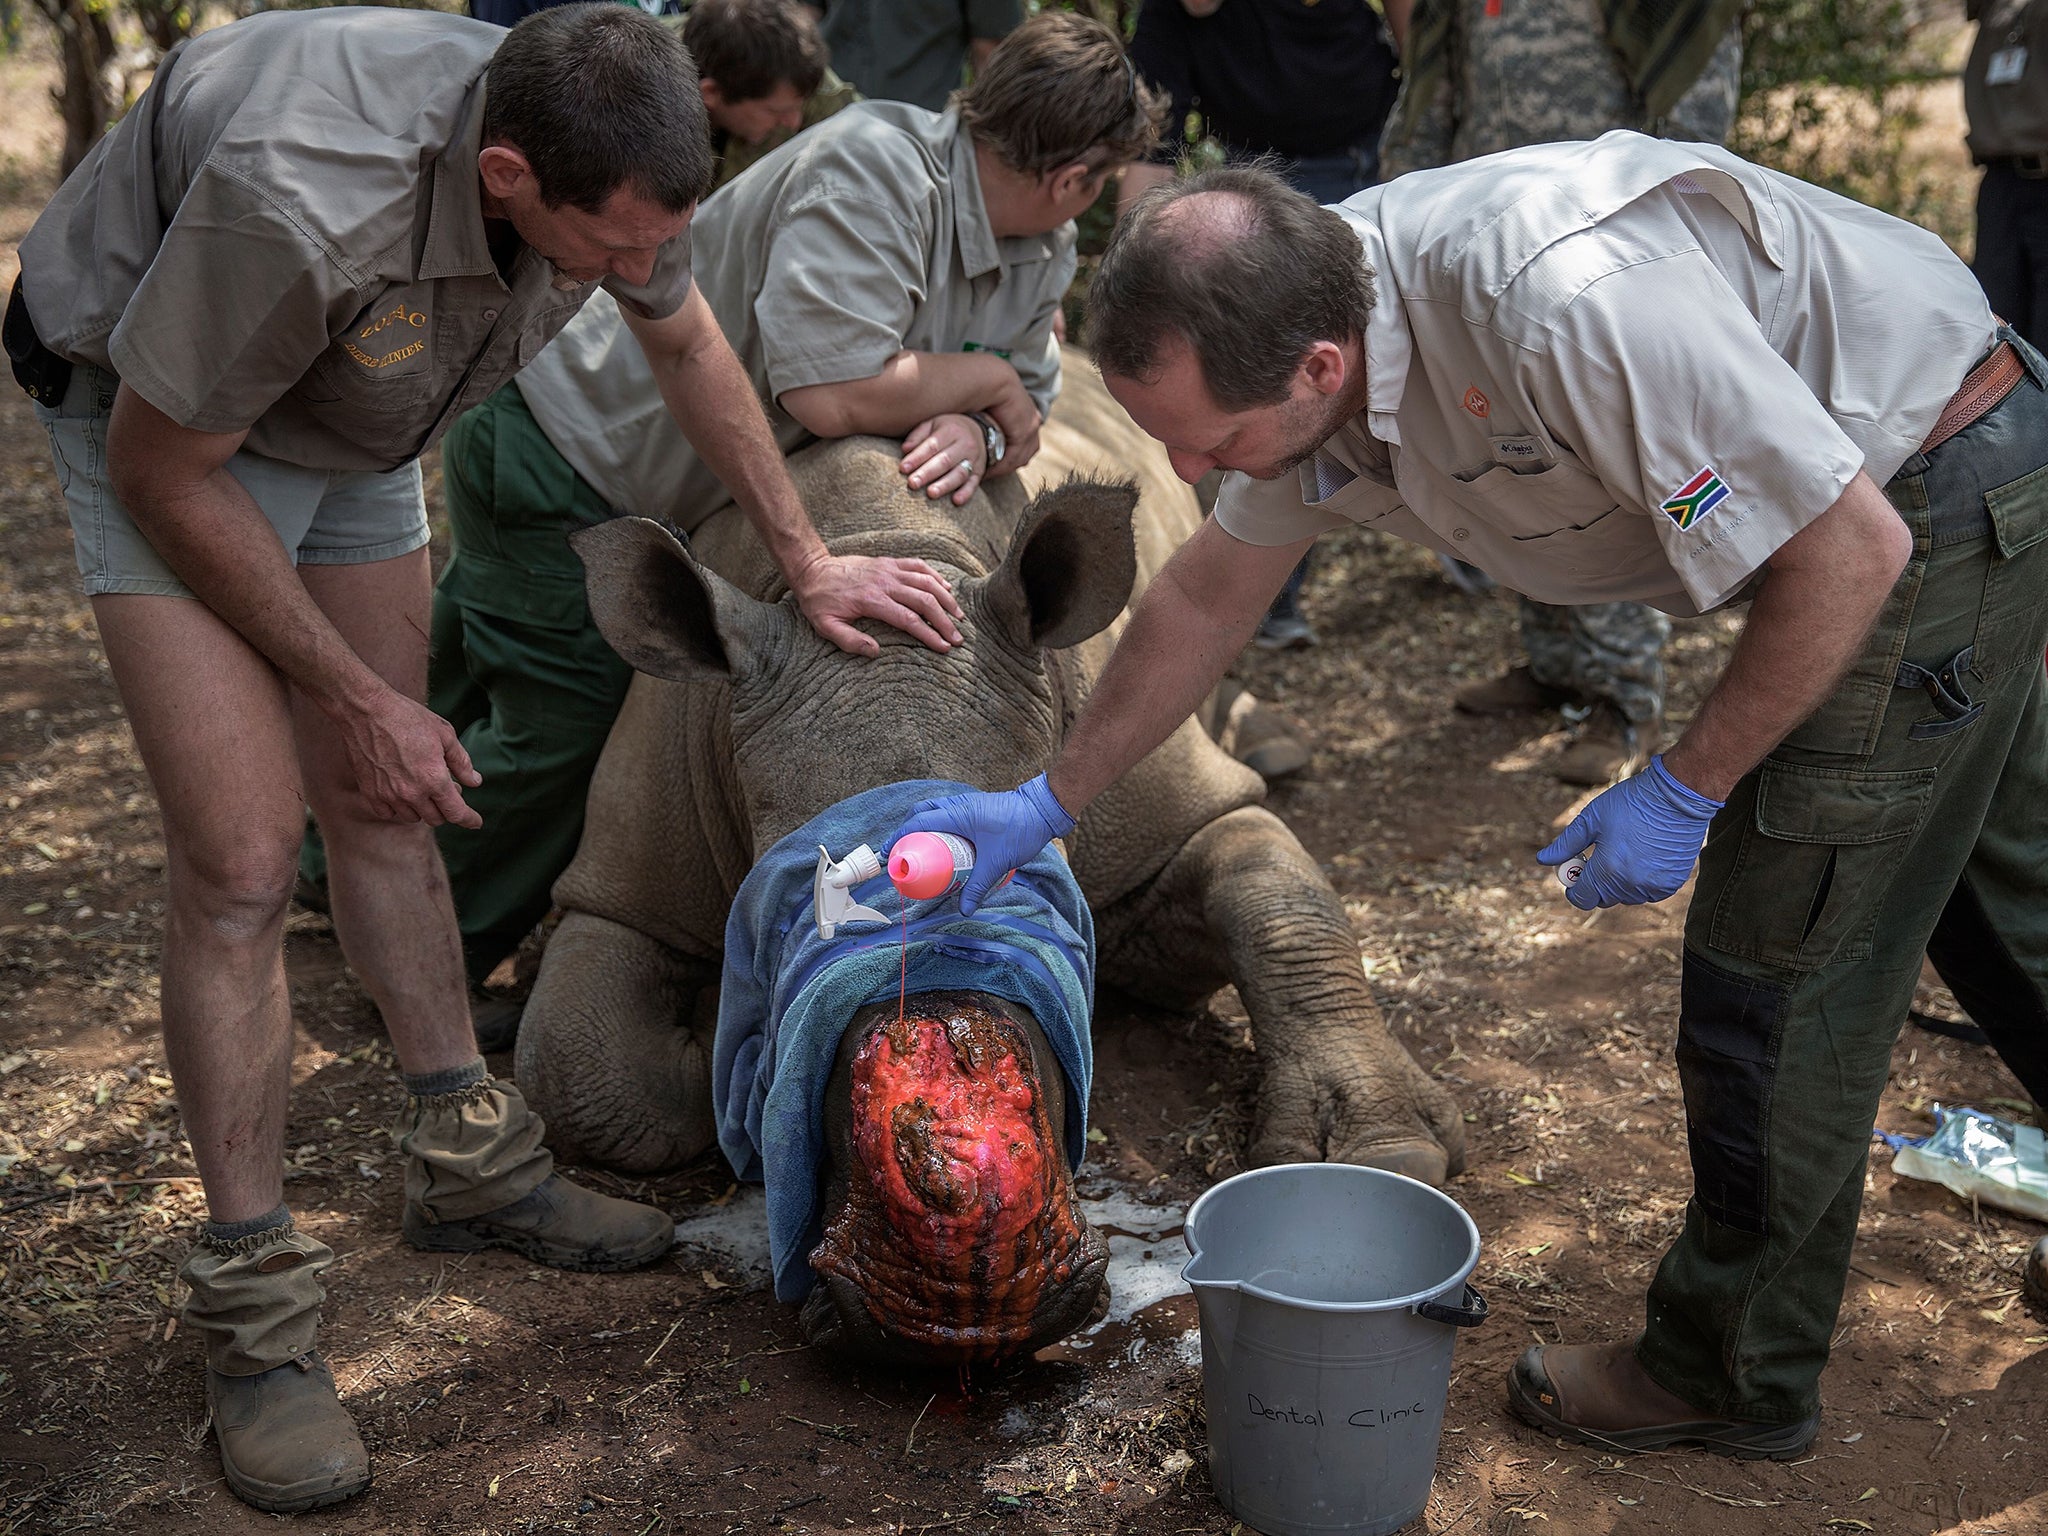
[570, 472, 1139, 1364]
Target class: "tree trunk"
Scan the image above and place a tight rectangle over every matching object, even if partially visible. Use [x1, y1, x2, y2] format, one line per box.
[32, 0, 116, 176]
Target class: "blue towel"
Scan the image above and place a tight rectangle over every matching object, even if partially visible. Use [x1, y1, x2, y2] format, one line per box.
[714, 780, 1096, 1302]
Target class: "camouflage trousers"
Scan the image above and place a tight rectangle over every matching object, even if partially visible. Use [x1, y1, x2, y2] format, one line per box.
[1519, 597, 1669, 723]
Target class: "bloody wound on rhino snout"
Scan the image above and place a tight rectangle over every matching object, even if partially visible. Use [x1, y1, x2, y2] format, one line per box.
[809, 998, 1099, 1361]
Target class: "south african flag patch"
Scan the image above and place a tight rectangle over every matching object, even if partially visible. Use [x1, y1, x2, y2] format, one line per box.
[1661, 466, 1730, 531]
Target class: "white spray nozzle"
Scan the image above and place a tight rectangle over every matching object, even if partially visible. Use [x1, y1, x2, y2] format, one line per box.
[814, 843, 888, 940]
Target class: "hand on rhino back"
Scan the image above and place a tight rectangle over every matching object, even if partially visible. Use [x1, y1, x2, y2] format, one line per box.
[518, 351, 1465, 1366]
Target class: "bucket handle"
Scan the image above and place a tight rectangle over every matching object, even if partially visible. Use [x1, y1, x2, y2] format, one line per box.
[1414, 1283, 1488, 1329]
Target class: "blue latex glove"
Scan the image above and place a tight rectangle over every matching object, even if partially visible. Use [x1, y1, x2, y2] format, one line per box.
[891, 773, 1077, 916]
[1538, 755, 1725, 910]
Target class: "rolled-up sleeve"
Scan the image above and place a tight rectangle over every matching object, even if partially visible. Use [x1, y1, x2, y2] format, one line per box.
[1213, 469, 1353, 546]
[105, 162, 362, 434]
[1535, 250, 1866, 613]
[753, 187, 934, 399]
[605, 227, 695, 322]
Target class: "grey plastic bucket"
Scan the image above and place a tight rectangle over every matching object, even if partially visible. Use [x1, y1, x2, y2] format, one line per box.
[1182, 1164, 1487, 1536]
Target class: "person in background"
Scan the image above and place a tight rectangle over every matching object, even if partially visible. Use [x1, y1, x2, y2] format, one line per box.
[1122, 0, 1402, 650]
[684, 0, 861, 190]
[1381, 0, 1742, 784]
[808, 0, 1021, 111]
[1967, 0, 2048, 344]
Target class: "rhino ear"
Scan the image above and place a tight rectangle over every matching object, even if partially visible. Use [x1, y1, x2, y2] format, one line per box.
[570, 517, 775, 682]
[983, 476, 1139, 651]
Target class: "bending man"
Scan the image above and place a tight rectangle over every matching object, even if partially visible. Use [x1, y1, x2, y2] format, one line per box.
[9, 3, 951, 1512]
[901, 142, 2048, 1457]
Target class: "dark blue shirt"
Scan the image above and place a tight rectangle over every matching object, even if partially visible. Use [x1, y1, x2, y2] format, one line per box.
[1130, 0, 1398, 162]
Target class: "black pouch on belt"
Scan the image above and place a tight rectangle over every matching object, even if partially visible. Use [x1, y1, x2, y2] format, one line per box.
[4, 274, 73, 408]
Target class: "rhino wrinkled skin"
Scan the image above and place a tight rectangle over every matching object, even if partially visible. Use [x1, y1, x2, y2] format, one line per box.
[516, 350, 1466, 1366]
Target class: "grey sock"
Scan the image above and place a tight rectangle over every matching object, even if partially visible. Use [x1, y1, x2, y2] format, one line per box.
[403, 1057, 489, 1098]
[202, 1203, 293, 1253]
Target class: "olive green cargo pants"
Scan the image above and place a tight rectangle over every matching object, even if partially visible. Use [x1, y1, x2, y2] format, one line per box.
[1642, 339, 2048, 1424]
[301, 384, 631, 984]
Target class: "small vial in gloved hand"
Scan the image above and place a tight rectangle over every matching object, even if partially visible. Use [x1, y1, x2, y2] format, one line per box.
[889, 831, 1011, 901]
[1555, 847, 1592, 888]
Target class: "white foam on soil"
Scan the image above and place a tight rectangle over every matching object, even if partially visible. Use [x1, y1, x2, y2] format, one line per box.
[669, 1186, 772, 1282]
[1076, 1192, 1192, 1333]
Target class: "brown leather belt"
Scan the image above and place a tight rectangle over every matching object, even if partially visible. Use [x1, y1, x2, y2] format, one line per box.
[1921, 338, 2026, 455]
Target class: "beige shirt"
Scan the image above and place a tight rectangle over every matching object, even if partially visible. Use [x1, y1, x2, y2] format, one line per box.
[514, 101, 1073, 523]
[18, 8, 694, 473]
[1216, 133, 1997, 615]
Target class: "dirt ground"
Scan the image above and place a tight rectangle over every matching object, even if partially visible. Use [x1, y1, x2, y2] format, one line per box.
[3, 42, 2046, 1536]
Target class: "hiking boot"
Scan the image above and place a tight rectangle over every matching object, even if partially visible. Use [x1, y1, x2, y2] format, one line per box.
[2026, 1236, 2048, 1314]
[1254, 611, 1318, 650]
[209, 1352, 371, 1514]
[396, 1065, 671, 1271]
[470, 988, 525, 1055]
[1508, 1341, 1819, 1461]
[403, 1173, 673, 1272]
[1454, 665, 1570, 716]
[180, 1219, 369, 1513]
[1212, 682, 1313, 782]
[1552, 705, 1659, 786]
[1436, 553, 1496, 595]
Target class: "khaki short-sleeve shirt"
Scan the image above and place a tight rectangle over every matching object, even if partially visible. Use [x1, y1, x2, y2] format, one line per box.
[1216, 133, 1997, 615]
[513, 101, 1074, 524]
[17, 8, 694, 473]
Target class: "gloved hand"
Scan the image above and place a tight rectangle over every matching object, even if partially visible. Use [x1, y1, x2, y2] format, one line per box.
[891, 773, 1076, 916]
[1537, 755, 1724, 910]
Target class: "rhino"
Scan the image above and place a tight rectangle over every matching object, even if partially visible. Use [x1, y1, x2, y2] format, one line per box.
[516, 352, 1466, 1366]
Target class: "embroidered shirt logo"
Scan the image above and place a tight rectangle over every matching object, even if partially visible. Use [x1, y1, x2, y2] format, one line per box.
[1662, 466, 1731, 530]
[1462, 386, 1489, 418]
[342, 300, 429, 370]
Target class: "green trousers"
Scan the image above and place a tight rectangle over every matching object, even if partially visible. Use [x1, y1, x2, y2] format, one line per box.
[1643, 341, 2048, 1424]
[302, 384, 631, 984]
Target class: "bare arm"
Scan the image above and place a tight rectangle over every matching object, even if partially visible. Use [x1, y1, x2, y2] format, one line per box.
[1047, 518, 1314, 813]
[1382, 0, 1413, 51]
[780, 348, 1044, 468]
[1662, 470, 1914, 800]
[624, 292, 962, 654]
[104, 386, 483, 826]
[969, 34, 1001, 73]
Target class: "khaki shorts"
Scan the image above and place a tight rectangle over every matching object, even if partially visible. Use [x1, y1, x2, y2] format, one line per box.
[34, 365, 430, 599]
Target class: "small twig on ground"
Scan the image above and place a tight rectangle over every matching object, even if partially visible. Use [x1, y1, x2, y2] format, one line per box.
[905, 1392, 937, 1457]
[643, 1318, 686, 1369]
[0, 1175, 200, 1218]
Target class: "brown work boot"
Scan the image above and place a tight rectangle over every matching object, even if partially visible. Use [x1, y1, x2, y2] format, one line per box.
[2026, 1236, 2048, 1314]
[1212, 680, 1313, 782]
[1552, 705, 1659, 786]
[1454, 664, 1571, 716]
[180, 1218, 371, 1513]
[396, 1063, 672, 1271]
[208, 1353, 372, 1514]
[1508, 1341, 1819, 1460]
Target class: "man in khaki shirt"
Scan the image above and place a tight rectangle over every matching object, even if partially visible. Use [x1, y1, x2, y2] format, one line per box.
[8, 3, 955, 1512]
[406, 11, 1161, 1007]
[901, 138, 2048, 1458]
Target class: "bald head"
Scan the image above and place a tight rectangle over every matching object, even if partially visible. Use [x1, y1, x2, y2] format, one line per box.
[1090, 164, 1376, 410]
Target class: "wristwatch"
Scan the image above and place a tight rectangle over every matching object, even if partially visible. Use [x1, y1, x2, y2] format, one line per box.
[968, 410, 1006, 468]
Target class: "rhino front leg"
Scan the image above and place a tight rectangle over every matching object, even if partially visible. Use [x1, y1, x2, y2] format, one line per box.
[515, 911, 720, 1173]
[1105, 806, 1466, 1183]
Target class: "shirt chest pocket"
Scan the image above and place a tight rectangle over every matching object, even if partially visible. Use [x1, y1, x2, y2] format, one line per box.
[1452, 459, 1620, 542]
[303, 294, 439, 414]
